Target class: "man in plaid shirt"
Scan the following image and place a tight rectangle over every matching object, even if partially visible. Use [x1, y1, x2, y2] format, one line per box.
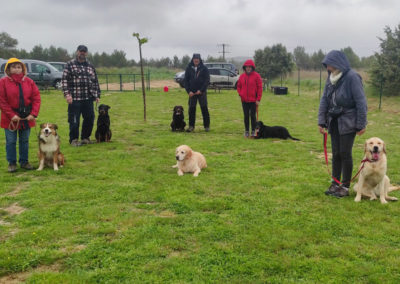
[62, 45, 101, 146]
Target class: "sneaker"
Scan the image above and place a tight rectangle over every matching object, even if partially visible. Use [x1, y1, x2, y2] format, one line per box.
[81, 138, 94, 145]
[333, 185, 350, 198]
[251, 130, 255, 137]
[20, 162, 34, 170]
[70, 139, 82, 147]
[244, 131, 249, 138]
[186, 126, 194, 133]
[8, 163, 17, 173]
[325, 183, 340, 196]
[205, 127, 210, 132]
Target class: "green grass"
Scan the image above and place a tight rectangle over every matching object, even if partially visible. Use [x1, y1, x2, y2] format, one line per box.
[96, 67, 179, 84]
[1, 83, 400, 283]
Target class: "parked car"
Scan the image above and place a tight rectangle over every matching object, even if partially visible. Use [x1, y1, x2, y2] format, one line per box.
[174, 67, 239, 89]
[48, 62, 67, 72]
[204, 62, 239, 74]
[0, 59, 63, 89]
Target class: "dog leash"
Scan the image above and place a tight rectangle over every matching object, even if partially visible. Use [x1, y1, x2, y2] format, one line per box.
[8, 118, 39, 137]
[323, 132, 369, 185]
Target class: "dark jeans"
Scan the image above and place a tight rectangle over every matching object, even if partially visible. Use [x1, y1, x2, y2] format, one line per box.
[188, 93, 210, 128]
[68, 100, 95, 143]
[330, 118, 356, 187]
[4, 128, 30, 165]
[242, 102, 257, 132]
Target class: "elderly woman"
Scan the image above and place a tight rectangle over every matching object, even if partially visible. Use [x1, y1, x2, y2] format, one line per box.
[0, 58, 41, 172]
[318, 50, 367, 198]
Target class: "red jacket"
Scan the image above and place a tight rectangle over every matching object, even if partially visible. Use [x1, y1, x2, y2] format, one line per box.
[237, 59, 263, 103]
[0, 76, 41, 129]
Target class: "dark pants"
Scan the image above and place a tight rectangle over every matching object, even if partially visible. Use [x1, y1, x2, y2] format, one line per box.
[242, 102, 257, 132]
[188, 93, 210, 128]
[330, 118, 356, 187]
[68, 100, 95, 143]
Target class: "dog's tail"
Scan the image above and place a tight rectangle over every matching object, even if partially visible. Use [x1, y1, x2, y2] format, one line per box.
[389, 185, 400, 192]
[289, 135, 300, 141]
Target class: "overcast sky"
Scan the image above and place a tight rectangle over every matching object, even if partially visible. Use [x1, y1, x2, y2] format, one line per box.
[1, 0, 399, 61]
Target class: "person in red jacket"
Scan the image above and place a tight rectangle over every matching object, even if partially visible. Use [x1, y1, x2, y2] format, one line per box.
[0, 58, 41, 172]
[236, 59, 263, 137]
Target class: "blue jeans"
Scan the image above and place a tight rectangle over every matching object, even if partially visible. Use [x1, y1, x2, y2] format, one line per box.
[4, 128, 31, 165]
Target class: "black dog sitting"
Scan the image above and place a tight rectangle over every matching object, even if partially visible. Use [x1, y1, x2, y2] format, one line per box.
[95, 104, 112, 142]
[170, 105, 186, 131]
[254, 121, 300, 141]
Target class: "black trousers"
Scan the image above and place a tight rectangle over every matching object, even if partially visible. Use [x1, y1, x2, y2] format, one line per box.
[188, 93, 210, 128]
[242, 102, 257, 132]
[330, 118, 356, 187]
[68, 100, 95, 143]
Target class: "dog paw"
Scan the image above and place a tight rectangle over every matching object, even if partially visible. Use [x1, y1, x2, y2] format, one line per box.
[380, 199, 388, 204]
[369, 196, 377, 201]
[36, 168, 43, 171]
[178, 171, 184, 176]
[354, 197, 361, 202]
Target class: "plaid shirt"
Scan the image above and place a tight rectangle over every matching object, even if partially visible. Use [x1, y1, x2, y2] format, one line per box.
[62, 58, 100, 100]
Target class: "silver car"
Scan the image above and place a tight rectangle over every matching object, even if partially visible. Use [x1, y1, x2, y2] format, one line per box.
[174, 67, 239, 89]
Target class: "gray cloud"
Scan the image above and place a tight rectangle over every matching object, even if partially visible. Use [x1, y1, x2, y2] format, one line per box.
[1, 0, 399, 61]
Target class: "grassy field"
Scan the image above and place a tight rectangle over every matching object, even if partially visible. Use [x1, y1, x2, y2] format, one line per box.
[1, 82, 400, 283]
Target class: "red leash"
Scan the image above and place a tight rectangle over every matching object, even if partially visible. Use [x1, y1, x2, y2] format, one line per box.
[323, 132, 369, 185]
[256, 104, 259, 121]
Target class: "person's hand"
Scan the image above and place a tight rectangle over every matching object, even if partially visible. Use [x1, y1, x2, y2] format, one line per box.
[357, 128, 366, 136]
[11, 115, 21, 122]
[319, 126, 327, 134]
[26, 115, 35, 121]
[195, 90, 201, 95]
[95, 98, 100, 103]
[256, 101, 260, 105]
[189, 92, 195, 97]
[65, 95, 73, 104]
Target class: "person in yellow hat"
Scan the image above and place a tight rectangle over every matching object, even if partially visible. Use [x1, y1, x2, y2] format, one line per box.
[0, 58, 41, 172]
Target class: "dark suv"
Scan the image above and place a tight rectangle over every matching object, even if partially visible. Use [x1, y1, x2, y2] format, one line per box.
[0, 59, 63, 89]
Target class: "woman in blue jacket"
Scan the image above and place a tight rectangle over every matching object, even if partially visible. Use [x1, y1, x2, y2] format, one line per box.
[318, 50, 367, 198]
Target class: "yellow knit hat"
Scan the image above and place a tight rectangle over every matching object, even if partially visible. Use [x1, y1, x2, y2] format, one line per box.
[4, 58, 27, 76]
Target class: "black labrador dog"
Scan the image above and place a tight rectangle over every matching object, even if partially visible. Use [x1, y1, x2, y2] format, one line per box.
[170, 105, 186, 131]
[95, 104, 112, 142]
[254, 121, 300, 141]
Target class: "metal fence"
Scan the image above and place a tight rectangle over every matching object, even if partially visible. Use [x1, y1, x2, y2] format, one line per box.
[97, 71, 151, 92]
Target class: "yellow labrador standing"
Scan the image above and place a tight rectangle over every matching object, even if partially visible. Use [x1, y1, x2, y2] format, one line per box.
[172, 145, 207, 177]
[354, 137, 399, 204]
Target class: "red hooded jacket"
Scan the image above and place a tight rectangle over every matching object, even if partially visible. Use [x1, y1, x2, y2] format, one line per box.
[0, 75, 41, 129]
[237, 59, 263, 103]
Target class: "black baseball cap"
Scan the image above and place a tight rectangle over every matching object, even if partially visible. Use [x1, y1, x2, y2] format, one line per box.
[77, 45, 88, 52]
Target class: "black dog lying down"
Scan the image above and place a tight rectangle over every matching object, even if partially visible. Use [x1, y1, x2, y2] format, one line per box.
[170, 105, 186, 131]
[95, 104, 112, 142]
[254, 121, 300, 141]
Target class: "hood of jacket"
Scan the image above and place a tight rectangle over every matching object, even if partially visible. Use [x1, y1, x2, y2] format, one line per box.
[242, 59, 255, 71]
[322, 50, 350, 74]
[4, 58, 27, 77]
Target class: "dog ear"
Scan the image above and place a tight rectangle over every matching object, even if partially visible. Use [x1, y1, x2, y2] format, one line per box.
[186, 149, 192, 158]
[40, 123, 45, 129]
[107, 105, 111, 109]
[383, 142, 386, 154]
[364, 141, 367, 154]
[53, 124, 58, 130]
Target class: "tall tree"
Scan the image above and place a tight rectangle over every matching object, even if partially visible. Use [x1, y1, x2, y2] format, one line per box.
[310, 49, 326, 70]
[293, 46, 311, 69]
[340, 47, 361, 68]
[369, 24, 400, 96]
[254, 43, 293, 80]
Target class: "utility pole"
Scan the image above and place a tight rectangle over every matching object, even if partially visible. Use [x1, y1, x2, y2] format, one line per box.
[217, 43, 230, 61]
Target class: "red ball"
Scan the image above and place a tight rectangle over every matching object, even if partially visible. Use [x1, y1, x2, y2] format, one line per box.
[164, 86, 169, 92]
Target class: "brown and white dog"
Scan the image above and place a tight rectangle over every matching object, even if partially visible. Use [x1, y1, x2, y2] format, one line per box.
[354, 137, 399, 204]
[172, 145, 207, 177]
[37, 123, 65, 171]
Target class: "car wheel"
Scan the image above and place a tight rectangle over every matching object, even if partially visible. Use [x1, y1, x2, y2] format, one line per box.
[54, 80, 62, 90]
[179, 82, 185, 88]
[234, 82, 238, 90]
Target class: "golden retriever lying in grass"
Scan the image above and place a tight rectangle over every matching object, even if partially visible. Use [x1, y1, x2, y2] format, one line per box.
[172, 145, 207, 177]
[354, 137, 399, 204]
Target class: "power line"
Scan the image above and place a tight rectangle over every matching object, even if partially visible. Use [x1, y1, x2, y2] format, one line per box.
[217, 43, 230, 61]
